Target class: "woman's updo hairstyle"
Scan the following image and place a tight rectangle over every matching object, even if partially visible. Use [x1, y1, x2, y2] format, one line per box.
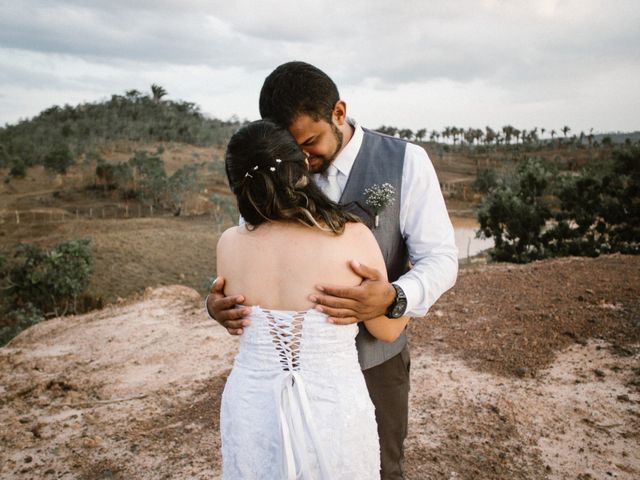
[225, 119, 360, 233]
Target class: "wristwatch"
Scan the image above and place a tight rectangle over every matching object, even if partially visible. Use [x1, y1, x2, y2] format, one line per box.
[386, 284, 407, 318]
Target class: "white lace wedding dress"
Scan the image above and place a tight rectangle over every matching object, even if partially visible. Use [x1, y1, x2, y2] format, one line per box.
[220, 306, 380, 479]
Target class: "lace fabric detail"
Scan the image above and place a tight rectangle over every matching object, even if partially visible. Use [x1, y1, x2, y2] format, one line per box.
[220, 306, 380, 480]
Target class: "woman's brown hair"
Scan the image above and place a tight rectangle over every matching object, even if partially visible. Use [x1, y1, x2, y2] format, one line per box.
[225, 119, 360, 233]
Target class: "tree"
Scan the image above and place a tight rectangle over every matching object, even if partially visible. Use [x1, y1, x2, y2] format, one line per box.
[129, 150, 167, 206]
[95, 158, 132, 192]
[477, 158, 553, 262]
[210, 193, 238, 231]
[376, 125, 398, 137]
[415, 128, 426, 142]
[562, 125, 571, 138]
[398, 128, 414, 141]
[151, 84, 167, 103]
[43, 143, 75, 174]
[3, 239, 93, 318]
[9, 157, 27, 178]
[502, 125, 514, 145]
[473, 168, 499, 194]
[484, 126, 497, 145]
[167, 163, 202, 215]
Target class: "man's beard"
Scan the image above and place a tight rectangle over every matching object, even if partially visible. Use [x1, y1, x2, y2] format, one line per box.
[312, 123, 343, 174]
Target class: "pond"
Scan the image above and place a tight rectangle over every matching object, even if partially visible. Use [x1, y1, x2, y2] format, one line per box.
[450, 216, 494, 259]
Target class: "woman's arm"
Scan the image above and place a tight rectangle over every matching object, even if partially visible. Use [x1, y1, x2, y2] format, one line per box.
[363, 315, 410, 343]
[350, 224, 410, 343]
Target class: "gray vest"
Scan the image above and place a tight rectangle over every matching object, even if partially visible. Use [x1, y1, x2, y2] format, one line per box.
[339, 129, 409, 370]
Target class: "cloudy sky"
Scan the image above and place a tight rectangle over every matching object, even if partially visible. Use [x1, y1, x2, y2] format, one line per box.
[1, 0, 639, 134]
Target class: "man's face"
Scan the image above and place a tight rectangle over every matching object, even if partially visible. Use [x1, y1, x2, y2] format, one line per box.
[288, 114, 343, 174]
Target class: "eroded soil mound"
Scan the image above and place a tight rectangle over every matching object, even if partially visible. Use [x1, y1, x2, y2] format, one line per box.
[0, 256, 638, 479]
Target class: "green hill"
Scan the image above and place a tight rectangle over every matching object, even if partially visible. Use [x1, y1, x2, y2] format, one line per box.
[0, 86, 242, 173]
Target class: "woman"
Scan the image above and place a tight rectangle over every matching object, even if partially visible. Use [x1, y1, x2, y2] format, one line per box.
[217, 120, 408, 479]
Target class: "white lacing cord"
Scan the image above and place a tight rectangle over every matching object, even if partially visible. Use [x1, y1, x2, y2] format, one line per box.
[266, 310, 331, 479]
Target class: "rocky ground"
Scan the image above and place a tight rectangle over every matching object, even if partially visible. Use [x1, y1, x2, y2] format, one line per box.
[0, 255, 638, 479]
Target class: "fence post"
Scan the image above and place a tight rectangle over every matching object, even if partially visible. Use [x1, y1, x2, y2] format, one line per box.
[150, 205, 153, 217]
[15, 210, 19, 224]
[125, 205, 129, 217]
[102, 208, 105, 218]
[89, 208, 93, 218]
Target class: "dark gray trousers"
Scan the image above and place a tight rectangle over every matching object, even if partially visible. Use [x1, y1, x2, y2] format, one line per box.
[362, 345, 411, 480]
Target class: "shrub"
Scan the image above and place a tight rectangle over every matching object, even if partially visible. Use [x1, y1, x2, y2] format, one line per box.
[473, 168, 499, 194]
[3, 239, 93, 318]
[477, 147, 640, 262]
[9, 157, 27, 178]
[43, 143, 75, 174]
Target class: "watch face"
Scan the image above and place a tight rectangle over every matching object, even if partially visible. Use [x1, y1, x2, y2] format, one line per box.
[392, 302, 407, 318]
[390, 284, 407, 318]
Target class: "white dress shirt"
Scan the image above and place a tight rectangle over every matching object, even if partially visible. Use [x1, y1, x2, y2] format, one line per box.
[314, 120, 458, 317]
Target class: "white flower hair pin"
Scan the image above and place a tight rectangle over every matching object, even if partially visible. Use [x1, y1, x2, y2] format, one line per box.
[364, 183, 395, 228]
[245, 159, 282, 178]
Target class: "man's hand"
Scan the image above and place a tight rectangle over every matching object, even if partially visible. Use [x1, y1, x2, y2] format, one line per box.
[309, 261, 396, 325]
[207, 277, 251, 335]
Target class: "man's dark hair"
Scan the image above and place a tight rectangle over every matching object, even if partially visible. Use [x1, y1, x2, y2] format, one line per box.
[259, 61, 340, 128]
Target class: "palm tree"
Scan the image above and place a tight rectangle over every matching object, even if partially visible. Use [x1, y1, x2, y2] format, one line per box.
[502, 125, 514, 145]
[452, 127, 461, 145]
[484, 126, 496, 145]
[415, 128, 426, 142]
[151, 84, 167, 103]
[562, 125, 571, 138]
[442, 127, 451, 144]
[125, 89, 142, 102]
[398, 128, 414, 141]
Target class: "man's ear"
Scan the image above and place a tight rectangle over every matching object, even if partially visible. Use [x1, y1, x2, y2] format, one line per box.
[332, 100, 347, 126]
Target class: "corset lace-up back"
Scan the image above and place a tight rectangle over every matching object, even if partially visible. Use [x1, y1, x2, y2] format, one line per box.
[220, 306, 380, 479]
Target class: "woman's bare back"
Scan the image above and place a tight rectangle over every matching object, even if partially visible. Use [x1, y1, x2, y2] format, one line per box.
[216, 221, 385, 311]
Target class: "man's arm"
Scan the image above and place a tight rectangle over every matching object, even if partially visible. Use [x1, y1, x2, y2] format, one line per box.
[311, 143, 458, 322]
[392, 143, 458, 317]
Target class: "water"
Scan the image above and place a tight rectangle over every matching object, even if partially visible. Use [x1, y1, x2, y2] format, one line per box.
[451, 217, 493, 259]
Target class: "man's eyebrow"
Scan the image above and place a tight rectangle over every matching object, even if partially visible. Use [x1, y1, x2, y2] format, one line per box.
[300, 135, 316, 146]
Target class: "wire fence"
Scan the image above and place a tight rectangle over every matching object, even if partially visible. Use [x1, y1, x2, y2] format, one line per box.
[0, 205, 202, 225]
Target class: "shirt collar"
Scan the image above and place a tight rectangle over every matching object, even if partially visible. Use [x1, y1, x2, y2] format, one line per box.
[331, 118, 363, 178]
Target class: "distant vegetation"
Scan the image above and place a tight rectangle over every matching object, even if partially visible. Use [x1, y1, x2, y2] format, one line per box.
[476, 145, 640, 263]
[1, 86, 638, 270]
[0, 85, 243, 175]
[94, 148, 203, 215]
[0, 239, 93, 346]
[376, 124, 640, 148]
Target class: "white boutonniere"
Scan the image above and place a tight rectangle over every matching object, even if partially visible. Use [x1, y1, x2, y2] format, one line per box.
[364, 183, 395, 228]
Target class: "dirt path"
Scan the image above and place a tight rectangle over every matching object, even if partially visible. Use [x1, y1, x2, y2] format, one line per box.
[0, 255, 638, 479]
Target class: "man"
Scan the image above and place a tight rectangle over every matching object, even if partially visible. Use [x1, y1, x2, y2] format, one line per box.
[207, 61, 458, 479]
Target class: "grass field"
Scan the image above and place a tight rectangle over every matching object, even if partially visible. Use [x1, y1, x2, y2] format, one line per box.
[0, 139, 605, 307]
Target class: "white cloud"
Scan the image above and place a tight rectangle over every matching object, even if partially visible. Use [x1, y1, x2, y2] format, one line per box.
[0, 0, 638, 132]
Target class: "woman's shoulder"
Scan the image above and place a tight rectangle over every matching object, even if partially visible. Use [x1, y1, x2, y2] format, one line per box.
[217, 225, 244, 251]
[343, 221, 376, 242]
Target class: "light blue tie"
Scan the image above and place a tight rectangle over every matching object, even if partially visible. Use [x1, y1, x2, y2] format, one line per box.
[323, 164, 341, 202]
